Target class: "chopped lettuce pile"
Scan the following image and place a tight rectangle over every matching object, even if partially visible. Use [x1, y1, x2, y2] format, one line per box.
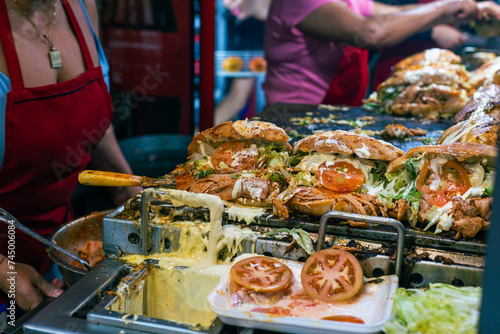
[383, 283, 482, 334]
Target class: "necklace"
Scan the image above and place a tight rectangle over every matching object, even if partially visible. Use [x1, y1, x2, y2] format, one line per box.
[12, 0, 62, 69]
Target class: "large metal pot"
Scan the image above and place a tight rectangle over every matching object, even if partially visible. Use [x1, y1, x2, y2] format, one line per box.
[48, 211, 108, 286]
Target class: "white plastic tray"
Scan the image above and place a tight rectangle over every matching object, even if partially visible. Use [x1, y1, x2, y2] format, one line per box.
[207, 256, 398, 334]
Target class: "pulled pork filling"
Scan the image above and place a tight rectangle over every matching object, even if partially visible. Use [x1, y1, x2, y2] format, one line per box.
[285, 187, 388, 217]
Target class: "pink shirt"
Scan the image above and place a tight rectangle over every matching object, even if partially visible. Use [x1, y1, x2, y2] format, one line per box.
[264, 0, 374, 105]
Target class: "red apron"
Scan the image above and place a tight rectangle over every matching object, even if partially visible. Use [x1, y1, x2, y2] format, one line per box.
[0, 0, 113, 302]
[322, 46, 369, 107]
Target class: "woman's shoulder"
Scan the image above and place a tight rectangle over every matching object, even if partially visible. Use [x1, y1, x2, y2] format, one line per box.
[72, 0, 99, 34]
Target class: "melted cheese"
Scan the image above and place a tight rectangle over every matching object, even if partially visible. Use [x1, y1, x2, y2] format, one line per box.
[231, 176, 263, 200]
[217, 224, 258, 254]
[462, 171, 494, 199]
[427, 158, 447, 191]
[226, 205, 266, 224]
[424, 48, 442, 64]
[404, 66, 458, 85]
[354, 144, 371, 159]
[296, 153, 375, 179]
[231, 144, 258, 168]
[113, 222, 258, 329]
[116, 254, 230, 328]
[155, 189, 224, 265]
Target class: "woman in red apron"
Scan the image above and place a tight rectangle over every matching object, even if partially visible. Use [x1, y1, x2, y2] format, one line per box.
[0, 0, 139, 312]
[322, 45, 369, 106]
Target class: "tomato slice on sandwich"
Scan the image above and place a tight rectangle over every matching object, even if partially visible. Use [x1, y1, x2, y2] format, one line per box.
[317, 161, 365, 193]
[416, 160, 471, 207]
[211, 140, 259, 172]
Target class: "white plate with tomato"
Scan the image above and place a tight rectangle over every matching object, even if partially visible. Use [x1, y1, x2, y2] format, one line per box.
[207, 250, 398, 334]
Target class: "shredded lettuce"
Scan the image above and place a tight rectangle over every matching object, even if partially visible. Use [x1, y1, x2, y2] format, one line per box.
[383, 283, 482, 334]
[289, 151, 308, 166]
[292, 172, 317, 187]
[267, 151, 290, 169]
[381, 157, 423, 226]
[264, 228, 314, 255]
[194, 169, 216, 180]
[482, 185, 493, 197]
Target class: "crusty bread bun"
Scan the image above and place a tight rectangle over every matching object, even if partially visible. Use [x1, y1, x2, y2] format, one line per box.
[437, 115, 499, 147]
[452, 84, 500, 124]
[387, 143, 498, 174]
[469, 56, 500, 88]
[188, 120, 291, 156]
[388, 84, 469, 120]
[293, 130, 403, 161]
[379, 63, 468, 90]
[394, 48, 461, 71]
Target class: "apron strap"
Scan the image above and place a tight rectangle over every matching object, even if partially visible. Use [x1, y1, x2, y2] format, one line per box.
[0, 0, 26, 90]
[61, 0, 95, 70]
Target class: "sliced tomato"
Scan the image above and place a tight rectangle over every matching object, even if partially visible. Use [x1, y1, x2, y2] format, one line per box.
[317, 161, 364, 193]
[230, 256, 293, 293]
[416, 160, 470, 207]
[422, 191, 448, 207]
[211, 140, 259, 172]
[301, 249, 364, 303]
[321, 315, 365, 324]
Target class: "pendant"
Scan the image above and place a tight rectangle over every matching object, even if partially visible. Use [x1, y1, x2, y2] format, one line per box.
[49, 48, 62, 69]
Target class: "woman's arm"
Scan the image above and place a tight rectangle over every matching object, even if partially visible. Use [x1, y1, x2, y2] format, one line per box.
[215, 78, 255, 124]
[297, 0, 477, 49]
[371, 2, 420, 15]
[90, 126, 142, 205]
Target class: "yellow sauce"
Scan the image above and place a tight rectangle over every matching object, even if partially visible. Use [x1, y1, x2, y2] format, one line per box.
[110, 190, 258, 329]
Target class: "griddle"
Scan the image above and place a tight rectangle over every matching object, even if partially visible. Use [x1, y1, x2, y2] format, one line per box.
[250, 102, 486, 252]
[253, 102, 451, 151]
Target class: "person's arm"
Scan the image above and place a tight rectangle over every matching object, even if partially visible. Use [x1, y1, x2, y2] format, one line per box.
[371, 2, 420, 15]
[81, 0, 141, 204]
[215, 78, 255, 124]
[477, 0, 500, 19]
[431, 24, 467, 49]
[0, 254, 63, 311]
[89, 126, 142, 205]
[297, 0, 478, 49]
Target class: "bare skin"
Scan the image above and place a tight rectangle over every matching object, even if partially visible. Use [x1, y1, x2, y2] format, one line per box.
[0, 255, 64, 311]
[297, 0, 483, 49]
[0, 0, 140, 310]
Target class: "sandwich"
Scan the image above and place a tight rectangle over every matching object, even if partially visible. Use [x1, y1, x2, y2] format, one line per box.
[439, 84, 500, 147]
[437, 115, 499, 146]
[367, 62, 470, 120]
[383, 143, 496, 238]
[172, 120, 292, 207]
[277, 131, 403, 218]
[393, 48, 461, 71]
[469, 55, 500, 89]
[452, 84, 500, 124]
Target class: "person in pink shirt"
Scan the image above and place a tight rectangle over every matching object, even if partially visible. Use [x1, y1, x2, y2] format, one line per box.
[264, 0, 500, 106]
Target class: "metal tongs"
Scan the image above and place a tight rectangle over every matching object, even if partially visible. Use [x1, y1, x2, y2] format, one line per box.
[0, 207, 92, 271]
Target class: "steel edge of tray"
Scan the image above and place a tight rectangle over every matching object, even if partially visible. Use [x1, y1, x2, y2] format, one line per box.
[21, 259, 135, 334]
